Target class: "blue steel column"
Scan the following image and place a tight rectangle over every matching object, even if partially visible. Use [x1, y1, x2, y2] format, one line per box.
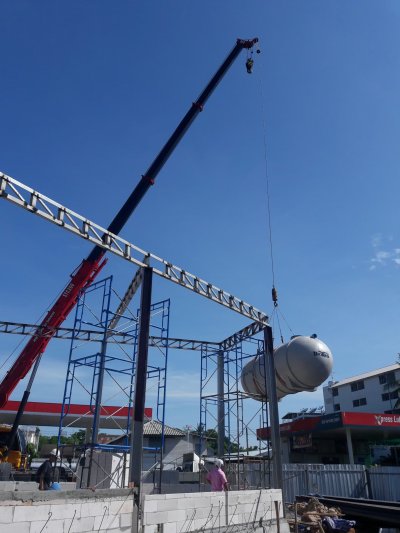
[130, 267, 153, 515]
[263, 326, 283, 493]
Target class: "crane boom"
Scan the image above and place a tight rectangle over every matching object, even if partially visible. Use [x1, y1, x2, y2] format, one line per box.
[0, 38, 259, 409]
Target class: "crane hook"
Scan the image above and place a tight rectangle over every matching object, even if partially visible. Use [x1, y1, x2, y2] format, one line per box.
[272, 286, 278, 307]
[246, 58, 254, 74]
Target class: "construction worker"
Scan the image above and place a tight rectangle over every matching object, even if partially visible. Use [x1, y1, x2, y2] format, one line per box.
[206, 458, 229, 491]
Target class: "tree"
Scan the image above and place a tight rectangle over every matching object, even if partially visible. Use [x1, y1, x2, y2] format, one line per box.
[26, 443, 37, 465]
[70, 430, 86, 445]
[195, 424, 242, 454]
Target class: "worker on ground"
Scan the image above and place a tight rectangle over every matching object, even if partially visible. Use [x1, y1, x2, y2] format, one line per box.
[36, 449, 61, 490]
[206, 458, 228, 491]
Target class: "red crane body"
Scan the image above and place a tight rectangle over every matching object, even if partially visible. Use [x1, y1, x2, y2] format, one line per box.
[0, 258, 106, 406]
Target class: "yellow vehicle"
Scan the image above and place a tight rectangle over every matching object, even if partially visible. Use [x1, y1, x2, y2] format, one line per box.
[0, 424, 27, 470]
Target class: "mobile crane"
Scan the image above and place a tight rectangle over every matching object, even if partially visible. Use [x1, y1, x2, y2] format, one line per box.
[0, 38, 259, 455]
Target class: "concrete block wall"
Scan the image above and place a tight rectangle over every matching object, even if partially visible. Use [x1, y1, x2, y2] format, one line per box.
[0, 481, 77, 492]
[142, 489, 286, 533]
[0, 488, 134, 533]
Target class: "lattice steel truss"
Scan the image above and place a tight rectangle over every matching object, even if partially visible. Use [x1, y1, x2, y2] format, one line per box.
[0, 172, 268, 325]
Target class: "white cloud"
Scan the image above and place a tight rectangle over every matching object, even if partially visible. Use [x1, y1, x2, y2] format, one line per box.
[371, 234, 382, 248]
[369, 236, 400, 270]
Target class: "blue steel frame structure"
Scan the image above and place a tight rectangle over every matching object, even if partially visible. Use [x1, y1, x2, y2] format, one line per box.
[57, 276, 170, 489]
[200, 335, 270, 489]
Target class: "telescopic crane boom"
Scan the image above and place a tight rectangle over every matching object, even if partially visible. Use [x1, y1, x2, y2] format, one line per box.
[0, 38, 258, 448]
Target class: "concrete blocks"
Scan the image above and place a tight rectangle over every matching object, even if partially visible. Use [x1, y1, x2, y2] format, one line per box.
[49, 502, 81, 520]
[14, 481, 38, 491]
[145, 510, 170, 525]
[143, 526, 157, 533]
[142, 488, 285, 533]
[162, 523, 177, 533]
[69, 515, 96, 532]
[0, 487, 286, 533]
[0, 505, 13, 522]
[30, 518, 65, 533]
[93, 512, 119, 531]
[0, 481, 16, 491]
[13, 503, 51, 522]
[109, 497, 133, 514]
[119, 512, 133, 528]
[5, 522, 30, 533]
[0, 489, 136, 533]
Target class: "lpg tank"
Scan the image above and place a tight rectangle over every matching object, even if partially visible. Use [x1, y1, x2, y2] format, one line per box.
[241, 335, 333, 401]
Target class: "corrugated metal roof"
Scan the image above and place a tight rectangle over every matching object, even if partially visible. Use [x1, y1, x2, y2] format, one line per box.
[143, 420, 185, 437]
[331, 363, 400, 388]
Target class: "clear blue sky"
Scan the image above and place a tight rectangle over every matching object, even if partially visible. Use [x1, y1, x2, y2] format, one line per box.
[1, 1, 400, 438]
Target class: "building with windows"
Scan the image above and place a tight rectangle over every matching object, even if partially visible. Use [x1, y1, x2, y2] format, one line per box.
[323, 363, 400, 414]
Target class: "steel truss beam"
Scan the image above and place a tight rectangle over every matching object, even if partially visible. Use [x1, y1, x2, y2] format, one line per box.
[108, 265, 147, 332]
[0, 172, 268, 325]
[0, 320, 219, 351]
[220, 320, 266, 351]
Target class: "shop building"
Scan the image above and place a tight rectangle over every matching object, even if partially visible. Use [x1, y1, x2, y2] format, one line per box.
[258, 363, 400, 465]
[257, 410, 400, 465]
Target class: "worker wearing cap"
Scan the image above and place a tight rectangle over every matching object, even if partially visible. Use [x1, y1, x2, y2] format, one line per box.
[36, 449, 60, 490]
[206, 459, 228, 492]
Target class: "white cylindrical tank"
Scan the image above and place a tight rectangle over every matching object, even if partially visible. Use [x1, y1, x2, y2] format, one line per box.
[241, 335, 333, 401]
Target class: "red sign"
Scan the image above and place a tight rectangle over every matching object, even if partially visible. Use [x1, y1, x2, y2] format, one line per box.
[257, 416, 322, 439]
[257, 411, 400, 440]
[0, 401, 153, 419]
[342, 412, 400, 428]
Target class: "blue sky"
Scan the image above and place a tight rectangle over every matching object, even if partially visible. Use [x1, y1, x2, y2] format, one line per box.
[1, 1, 400, 439]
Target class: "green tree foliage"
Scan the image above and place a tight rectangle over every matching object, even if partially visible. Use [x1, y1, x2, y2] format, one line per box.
[38, 430, 86, 452]
[195, 424, 256, 454]
[26, 442, 38, 464]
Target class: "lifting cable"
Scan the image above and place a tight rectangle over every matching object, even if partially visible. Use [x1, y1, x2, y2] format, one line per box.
[256, 61, 295, 344]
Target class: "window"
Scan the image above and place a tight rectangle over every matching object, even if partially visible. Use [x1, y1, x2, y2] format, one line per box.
[379, 372, 395, 385]
[351, 380, 364, 392]
[382, 391, 398, 401]
[333, 403, 341, 412]
[332, 388, 338, 397]
[353, 398, 367, 407]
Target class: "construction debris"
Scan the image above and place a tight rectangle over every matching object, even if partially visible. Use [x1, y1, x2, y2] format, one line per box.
[287, 497, 356, 533]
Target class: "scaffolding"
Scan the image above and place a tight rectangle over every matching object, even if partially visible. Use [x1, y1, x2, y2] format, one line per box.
[57, 275, 170, 489]
[200, 334, 271, 489]
[1, 171, 286, 502]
